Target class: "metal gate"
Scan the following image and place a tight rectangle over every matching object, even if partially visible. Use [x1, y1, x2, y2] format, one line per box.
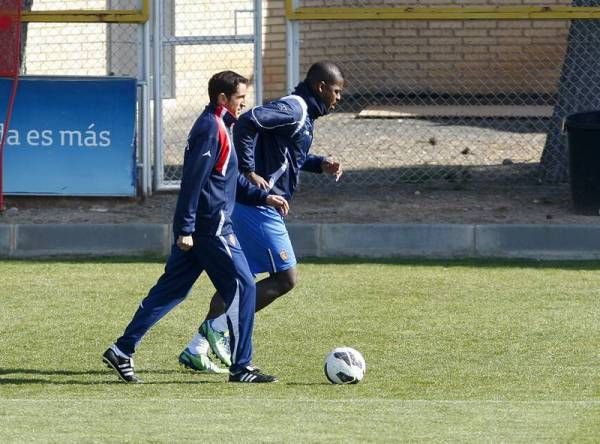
[152, 0, 262, 190]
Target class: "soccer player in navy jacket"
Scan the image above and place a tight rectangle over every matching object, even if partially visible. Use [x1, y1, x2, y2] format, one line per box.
[179, 62, 344, 373]
[103, 71, 288, 383]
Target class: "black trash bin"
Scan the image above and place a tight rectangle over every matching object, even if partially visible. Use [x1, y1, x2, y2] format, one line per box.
[564, 110, 600, 215]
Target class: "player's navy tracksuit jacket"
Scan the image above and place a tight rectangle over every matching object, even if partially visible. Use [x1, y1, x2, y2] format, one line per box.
[115, 104, 269, 371]
[234, 80, 328, 202]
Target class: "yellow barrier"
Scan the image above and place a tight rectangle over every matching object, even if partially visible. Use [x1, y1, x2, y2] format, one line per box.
[285, 1, 600, 20]
[22, 0, 149, 23]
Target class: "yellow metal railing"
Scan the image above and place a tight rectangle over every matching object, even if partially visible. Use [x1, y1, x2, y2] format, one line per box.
[285, 1, 600, 20]
[22, 0, 149, 23]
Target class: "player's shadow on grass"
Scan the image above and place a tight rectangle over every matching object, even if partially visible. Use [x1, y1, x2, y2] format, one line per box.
[0, 368, 225, 385]
[0, 378, 223, 385]
[0, 368, 107, 376]
[285, 382, 331, 386]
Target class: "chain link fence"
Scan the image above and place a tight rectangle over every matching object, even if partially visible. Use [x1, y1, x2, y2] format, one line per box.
[12, 0, 260, 191]
[157, 0, 258, 187]
[292, 0, 600, 187]
[22, 1, 140, 77]
[15, 1, 600, 191]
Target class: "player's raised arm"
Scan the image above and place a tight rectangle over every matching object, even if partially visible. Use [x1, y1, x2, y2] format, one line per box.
[301, 154, 326, 173]
[321, 157, 343, 181]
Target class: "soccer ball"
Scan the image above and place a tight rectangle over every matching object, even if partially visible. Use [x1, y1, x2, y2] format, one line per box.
[324, 347, 366, 384]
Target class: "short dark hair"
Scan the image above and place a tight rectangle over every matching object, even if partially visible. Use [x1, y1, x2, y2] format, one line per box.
[208, 71, 248, 105]
[306, 61, 344, 86]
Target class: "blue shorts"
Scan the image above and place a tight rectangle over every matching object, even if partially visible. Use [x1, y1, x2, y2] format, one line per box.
[232, 203, 297, 275]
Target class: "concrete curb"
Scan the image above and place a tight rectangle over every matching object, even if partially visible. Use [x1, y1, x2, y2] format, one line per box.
[1, 223, 600, 260]
[1, 224, 172, 258]
[474, 224, 600, 260]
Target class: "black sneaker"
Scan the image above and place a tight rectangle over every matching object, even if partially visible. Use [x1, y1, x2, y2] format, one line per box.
[229, 365, 278, 383]
[102, 346, 141, 383]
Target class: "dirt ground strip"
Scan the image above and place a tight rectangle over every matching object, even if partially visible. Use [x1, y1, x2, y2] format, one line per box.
[1, 182, 599, 225]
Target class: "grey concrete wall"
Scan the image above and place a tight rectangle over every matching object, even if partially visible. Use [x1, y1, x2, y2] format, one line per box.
[0, 225, 13, 256]
[1, 223, 600, 260]
[317, 224, 475, 258]
[3, 224, 171, 257]
[475, 224, 600, 260]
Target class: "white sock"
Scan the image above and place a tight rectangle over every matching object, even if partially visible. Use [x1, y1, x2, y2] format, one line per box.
[210, 314, 228, 333]
[186, 333, 209, 355]
[111, 344, 130, 359]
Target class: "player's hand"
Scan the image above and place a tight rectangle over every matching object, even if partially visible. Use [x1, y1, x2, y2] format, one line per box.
[177, 234, 194, 251]
[245, 171, 270, 190]
[322, 158, 343, 182]
[265, 195, 289, 217]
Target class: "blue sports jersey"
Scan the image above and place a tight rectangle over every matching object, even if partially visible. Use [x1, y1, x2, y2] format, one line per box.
[234, 81, 328, 202]
[172, 104, 269, 238]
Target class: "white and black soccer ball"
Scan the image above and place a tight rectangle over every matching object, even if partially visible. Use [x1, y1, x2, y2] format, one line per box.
[324, 347, 366, 384]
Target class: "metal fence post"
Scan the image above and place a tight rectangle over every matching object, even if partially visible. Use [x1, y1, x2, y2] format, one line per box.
[254, 0, 263, 105]
[286, 0, 299, 93]
[152, 0, 163, 191]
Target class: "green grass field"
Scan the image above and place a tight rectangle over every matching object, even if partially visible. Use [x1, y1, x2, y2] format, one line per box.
[1, 258, 599, 442]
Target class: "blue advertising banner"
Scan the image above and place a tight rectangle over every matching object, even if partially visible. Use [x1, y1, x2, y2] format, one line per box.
[0, 76, 136, 196]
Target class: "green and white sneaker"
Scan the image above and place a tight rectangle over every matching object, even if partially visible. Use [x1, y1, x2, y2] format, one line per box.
[178, 348, 228, 374]
[200, 320, 232, 367]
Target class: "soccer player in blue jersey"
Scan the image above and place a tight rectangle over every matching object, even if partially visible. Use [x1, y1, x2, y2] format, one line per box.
[179, 61, 344, 373]
[102, 70, 289, 383]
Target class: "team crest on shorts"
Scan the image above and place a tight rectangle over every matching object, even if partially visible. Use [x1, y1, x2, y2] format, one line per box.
[228, 234, 237, 247]
[279, 249, 289, 261]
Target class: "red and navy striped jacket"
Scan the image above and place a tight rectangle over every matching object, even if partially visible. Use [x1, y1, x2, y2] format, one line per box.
[173, 104, 269, 237]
